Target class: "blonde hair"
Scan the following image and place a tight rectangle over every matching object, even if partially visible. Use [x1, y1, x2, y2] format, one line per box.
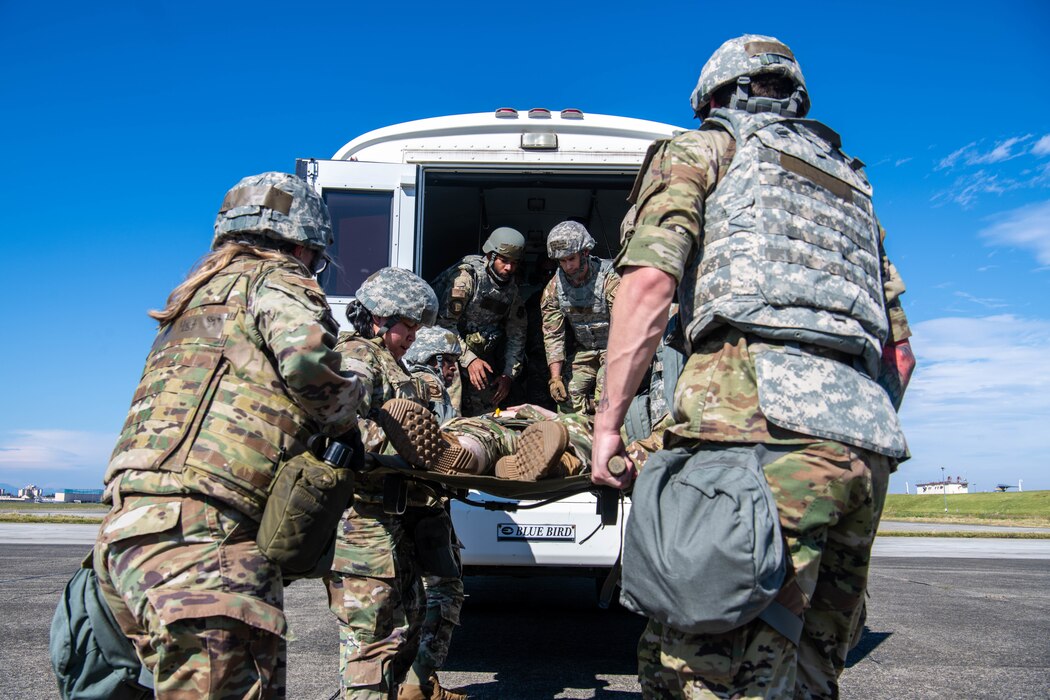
[149, 241, 305, 326]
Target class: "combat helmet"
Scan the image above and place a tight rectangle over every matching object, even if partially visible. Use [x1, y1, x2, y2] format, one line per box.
[213, 172, 332, 251]
[403, 327, 462, 367]
[690, 34, 809, 119]
[546, 221, 595, 259]
[355, 267, 438, 326]
[482, 227, 526, 262]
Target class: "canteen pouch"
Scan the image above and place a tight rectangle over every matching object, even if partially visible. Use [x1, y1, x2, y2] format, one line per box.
[256, 436, 357, 578]
[620, 445, 786, 634]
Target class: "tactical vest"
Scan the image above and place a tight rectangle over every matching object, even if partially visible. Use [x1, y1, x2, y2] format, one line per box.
[405, 364, 459, 426]
[682, 109, 889, 377]
[553, 256, 614, 350]
[433, 255, 518, 355]
[680, 110, 906, 458]
[335, 333, 422, 416]
[335, 333, 435, 504]
[104, 258, 321, 519]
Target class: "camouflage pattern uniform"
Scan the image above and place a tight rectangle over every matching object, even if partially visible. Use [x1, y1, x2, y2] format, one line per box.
[439, 406, 592, 474]
[399, 327, 468, 694]
[327, 330, 429, 700]
[540, 256, 620, 413]
[95, 172, 364, 699]
[403, 327, 462, 427]
[432, 255, 526, 416]
[617, 35, 913, 700]
[327, 268, 459, 700]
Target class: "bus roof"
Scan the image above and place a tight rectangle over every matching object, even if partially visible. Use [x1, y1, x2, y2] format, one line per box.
[332, 108, 685, 165]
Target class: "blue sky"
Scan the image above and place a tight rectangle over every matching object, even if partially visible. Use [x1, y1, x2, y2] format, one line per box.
[2, 1, 1048, 494]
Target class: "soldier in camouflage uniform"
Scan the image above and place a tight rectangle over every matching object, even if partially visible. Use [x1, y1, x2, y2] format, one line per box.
[325, 268, 467, 700]
[591, 35, 917, 699]
[431, 228, 527, 417]
[397, 327, 469, 700]
[402, 327, 463, 426]
[540, 221, 621, 414]
[94, 172, 365, 699]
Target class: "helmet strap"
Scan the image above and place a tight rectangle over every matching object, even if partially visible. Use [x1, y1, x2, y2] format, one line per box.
[728, 77, 806, 118]
[373, 315, 396, 336]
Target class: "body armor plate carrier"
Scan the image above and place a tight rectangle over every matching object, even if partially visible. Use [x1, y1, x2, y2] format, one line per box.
[554, 256, 614, 350]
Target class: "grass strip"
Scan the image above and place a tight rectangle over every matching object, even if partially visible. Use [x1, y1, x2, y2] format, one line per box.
[878, 530, 1050, 539]
[0, 514, 103, 525]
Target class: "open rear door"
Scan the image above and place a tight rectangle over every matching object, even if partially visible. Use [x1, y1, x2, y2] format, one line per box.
[297, 158, 418, 326]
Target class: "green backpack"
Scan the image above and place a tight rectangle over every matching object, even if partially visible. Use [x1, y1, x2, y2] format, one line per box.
[49, 553, 153, 700]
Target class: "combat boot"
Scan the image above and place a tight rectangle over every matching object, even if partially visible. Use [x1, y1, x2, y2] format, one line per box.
[495, 421, 569, 481]
[547, 449, 585, 478]
[379, 399, 478, 474]
[397, 673, 469, 700]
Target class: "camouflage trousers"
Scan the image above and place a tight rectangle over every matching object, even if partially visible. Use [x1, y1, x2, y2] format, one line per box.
[326, 501, 426, 700]
[560, 348, 605, 414]
[94, 493, 287, 699]
[637, 440, 892, 700]
[443, 405, 593, 473]
[405, 569, 464, 686]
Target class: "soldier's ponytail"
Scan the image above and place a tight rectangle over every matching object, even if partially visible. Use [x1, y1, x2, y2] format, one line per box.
[344, 299, 376, 339]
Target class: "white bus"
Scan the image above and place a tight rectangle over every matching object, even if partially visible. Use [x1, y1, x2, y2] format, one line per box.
[297, 107, 681, 594]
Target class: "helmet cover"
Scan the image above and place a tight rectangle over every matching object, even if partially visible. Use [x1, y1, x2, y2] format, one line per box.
[213, 171, 332, 251]
[481, 227, 526, 262]
[355, 266, 438, 326]
[546, 221, 596, 259]
[403, 327, 462, 367]
[690, 34, 809, 117]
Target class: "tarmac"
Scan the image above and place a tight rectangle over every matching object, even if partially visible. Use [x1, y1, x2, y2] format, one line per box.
[2, 538, 1048, 699]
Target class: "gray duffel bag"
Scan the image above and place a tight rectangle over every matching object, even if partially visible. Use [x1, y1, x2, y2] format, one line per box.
[620, 444, 790, 636]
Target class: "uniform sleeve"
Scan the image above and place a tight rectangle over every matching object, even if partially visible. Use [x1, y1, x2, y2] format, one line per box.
[250, 268, 364, 436]
[333, 334, 381, 418]
[879, 228, 912, 344]
[604, 267, 622, 306]
[615, 129, 733, 282]
[437, 266, 479, 368]
[502, 292, 527, 378]
[540, 279, 567, 366]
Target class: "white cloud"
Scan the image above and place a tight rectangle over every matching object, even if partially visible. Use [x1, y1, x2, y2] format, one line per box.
[895, 157, 913, 167]
[1032, 135, 1050, 157]
[937, 137, 1031, 170]
[0, 430, 114, 488]
[896, 315, 1050, 492]
[978, 200, 1050, 265]
[937, 142, 975, 170]
[952, 290, 1009, 309]
[967, 136, 1031, 164]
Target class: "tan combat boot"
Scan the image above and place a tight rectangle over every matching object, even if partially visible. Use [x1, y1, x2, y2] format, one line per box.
[547, 449, 585, 478]
[494, 421, 569, 481]
[378, 399, 478, 475]
[397, 673, 469, 700]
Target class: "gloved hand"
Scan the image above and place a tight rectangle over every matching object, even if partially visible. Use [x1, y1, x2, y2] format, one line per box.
[548, 376, 568, 403]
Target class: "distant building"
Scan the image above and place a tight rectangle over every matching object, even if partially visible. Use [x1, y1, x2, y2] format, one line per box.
[916, 476, 969, 495]
[18, 484, 44, 500]
[55, 488, 105, 503]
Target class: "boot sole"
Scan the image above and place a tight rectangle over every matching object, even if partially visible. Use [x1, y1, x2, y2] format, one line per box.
[378, 399, 476, 475]
[495, 421, 569, 481]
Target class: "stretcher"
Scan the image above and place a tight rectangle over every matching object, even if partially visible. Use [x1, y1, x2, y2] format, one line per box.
[362, 452, 625, 526]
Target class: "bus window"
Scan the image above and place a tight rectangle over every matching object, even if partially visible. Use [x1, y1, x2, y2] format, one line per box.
[320, 189, 392, 296]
